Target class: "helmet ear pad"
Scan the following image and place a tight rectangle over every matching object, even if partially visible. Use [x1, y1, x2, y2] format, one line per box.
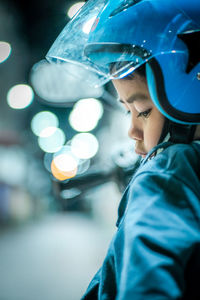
[145, 54, 200, 125]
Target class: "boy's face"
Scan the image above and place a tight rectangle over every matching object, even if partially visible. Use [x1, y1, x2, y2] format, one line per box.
[112, 74, 165, 158]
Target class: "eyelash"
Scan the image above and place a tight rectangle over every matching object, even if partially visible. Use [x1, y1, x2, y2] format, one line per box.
[126, 108, 152, 118]
[137, 108, 152, 118]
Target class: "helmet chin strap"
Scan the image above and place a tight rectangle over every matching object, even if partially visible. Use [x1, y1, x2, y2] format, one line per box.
[158, 118, 197, 144]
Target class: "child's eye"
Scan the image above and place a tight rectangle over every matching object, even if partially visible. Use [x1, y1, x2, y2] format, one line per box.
[137, 108, 152, 119]
[126, 110, 131, 115]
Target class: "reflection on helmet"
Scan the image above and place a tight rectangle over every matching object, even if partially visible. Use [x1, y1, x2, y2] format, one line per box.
[109, 0, 143, 17]
[47, 0, 200, 124]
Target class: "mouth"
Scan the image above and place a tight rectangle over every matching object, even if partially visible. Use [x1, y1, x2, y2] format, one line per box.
[135, 149, 147, 159]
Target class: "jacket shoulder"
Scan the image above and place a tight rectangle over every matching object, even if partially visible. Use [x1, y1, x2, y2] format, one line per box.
[138, 142, 200, 179]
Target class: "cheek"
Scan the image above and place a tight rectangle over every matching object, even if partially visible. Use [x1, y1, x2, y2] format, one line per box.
[144, 111, 164, 149]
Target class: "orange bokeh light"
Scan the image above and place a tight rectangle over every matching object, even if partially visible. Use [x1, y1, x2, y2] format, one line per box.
[51, 159, 77, 181]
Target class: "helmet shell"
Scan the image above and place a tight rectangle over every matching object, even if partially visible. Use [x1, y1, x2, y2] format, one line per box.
[85, 0, 200, 124]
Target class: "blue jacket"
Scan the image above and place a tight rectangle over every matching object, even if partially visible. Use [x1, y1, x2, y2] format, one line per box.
[81, 142, 200, 300]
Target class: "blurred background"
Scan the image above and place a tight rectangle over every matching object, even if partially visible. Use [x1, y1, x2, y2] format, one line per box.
[0, 0, 140, 299]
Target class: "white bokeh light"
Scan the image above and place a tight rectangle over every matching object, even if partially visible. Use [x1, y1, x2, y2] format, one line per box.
[69, 109, 97, 132]
[7, 84, 34, 109]
[51, 146, 79, 180]
[71, 133, 99, 159]
[75, 98, 103, 120]
[53, 145, 79, 169]
[67, 2, 85, 18]
[0, 41, 11, 63]
[54, 153, 78, 173]
[31, 111, 59, 137]
[38, 128, 65, 153]
[69, 98, 103, 132]
[40, 126, 57, 138]
[53, 145, 90, 176]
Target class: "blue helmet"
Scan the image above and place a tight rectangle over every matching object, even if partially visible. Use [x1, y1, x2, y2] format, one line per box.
[47, 0, 200, 125]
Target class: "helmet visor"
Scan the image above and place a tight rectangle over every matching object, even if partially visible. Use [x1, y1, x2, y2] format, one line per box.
[46, 0, 110, 86]
[46, 0, 196, 87]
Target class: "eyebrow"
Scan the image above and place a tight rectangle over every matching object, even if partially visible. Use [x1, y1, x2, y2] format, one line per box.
[119, 93, 149, 104]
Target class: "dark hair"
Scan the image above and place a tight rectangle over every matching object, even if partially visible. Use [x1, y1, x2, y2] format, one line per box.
[110, 61, 146, 80]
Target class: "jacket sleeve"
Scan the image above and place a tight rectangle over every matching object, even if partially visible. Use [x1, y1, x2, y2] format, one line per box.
[116, 171, 200, 300]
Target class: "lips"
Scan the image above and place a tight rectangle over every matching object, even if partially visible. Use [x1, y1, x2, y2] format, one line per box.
[135, 149, 147, 158]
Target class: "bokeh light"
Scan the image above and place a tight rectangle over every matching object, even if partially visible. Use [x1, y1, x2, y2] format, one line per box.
[43, 145, 90, 177]
[51, 146, 78, 180]
[31, 111, 59, 137]
[69, 98, 103, 132]
[38, 128, 65, 153]
[71, 133, 99, 159]
[0, 41, 11, 63]
[40, 126, 57, 138]
[7, 84, 34, 109]
[67, 2, 85, 19]
[75, 98, 103, 120]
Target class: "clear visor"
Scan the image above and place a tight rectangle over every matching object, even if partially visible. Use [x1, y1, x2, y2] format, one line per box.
[46, 0, 196, 87]
[46, 0, 110, 86]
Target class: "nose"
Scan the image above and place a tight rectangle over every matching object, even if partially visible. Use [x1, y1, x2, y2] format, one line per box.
[128, 119, 143, 141]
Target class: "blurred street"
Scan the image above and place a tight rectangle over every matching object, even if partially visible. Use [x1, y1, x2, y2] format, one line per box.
[0, 212, 115, 300]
